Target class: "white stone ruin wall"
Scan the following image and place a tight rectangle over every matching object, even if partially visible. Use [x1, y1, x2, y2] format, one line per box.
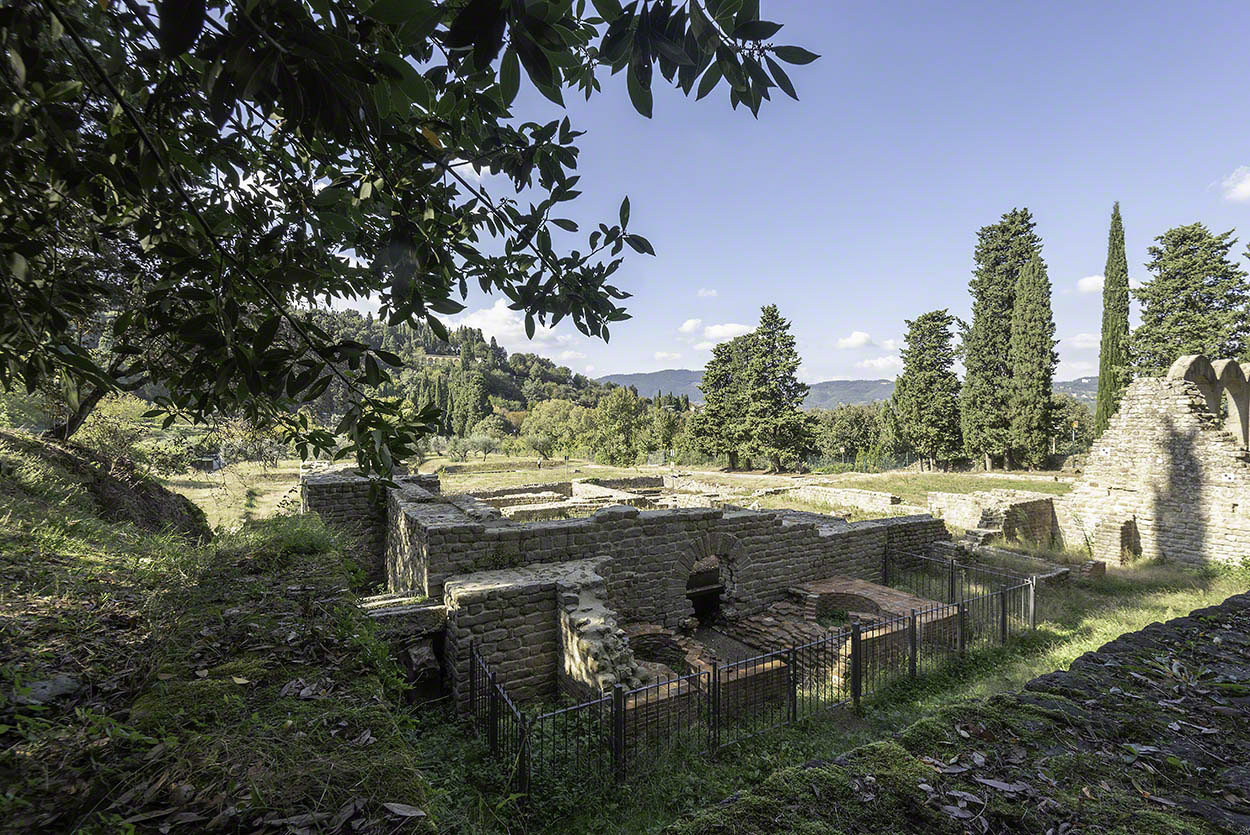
[1056, 356, 1250, 566]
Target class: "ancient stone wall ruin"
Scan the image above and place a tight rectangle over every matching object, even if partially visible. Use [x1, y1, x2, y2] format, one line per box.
[1056, 356, 1250, 566]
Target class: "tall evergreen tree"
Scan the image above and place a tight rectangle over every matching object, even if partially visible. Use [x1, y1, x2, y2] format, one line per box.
[742, 305, 813, 471]
[1008, 255, 1057, 469]
[1131, 224, 1250, 372]
[960, 208, 1042, 469]
[1094, 202, 1130, 435]
[687, 335, 753, 469]
[891, 310, 962, 469]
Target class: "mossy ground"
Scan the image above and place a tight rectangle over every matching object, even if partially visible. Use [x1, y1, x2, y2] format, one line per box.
[0, 432, 433, 833]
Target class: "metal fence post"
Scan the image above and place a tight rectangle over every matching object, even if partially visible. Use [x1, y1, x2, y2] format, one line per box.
[850, 622, 862, 711]
[1028, 577, 1037, 630]
[908, 609, 918, 679]
[956, 602, 966, 657]
[487, 671, 500, 756]
[469, 645, 477, 722]
[710, 663, 721, 752]
[611, 683, 626, 782]
[786, 646, 798, 723]
[999, 589, 1009, 644]
[517, 718, 531, 797]
[947, 559, 956, 603]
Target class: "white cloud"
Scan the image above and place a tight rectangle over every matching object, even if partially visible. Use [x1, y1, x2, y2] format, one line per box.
[678, 318, 703, 335]
[654, 351, 681, 361]
[693, 341, 715, 351]
[455, 298, 576, 353]
[1077, 275, 1104, 294]
[1221, 166, 1250, 202]
[558, 350, 586, 361]
[1068, 333, 1100, 350]
[879, 338, 901, 351]
[835, 331, 873, 350]
[856, 356, 903, 372]
[584, 364, 595, 373]
[1060, 360, 1095, 376]
[696, 287, 718, 298]
[703, 322, 752, 341]
[1129, 276, 1143, 290]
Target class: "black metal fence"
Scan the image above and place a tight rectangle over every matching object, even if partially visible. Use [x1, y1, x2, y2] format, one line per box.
[468, 552, 1038, 798]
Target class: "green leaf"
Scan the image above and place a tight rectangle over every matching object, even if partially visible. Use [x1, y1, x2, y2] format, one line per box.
[731, 20, 782, 41]
[765, 56, 797, 100]
[157, 0, 206, 57]
[552, 218, 578, 232]
[524, 313, 536, 339]
[625, 234, 655, 255]
[364, 0, 435, 26]
[619, 196, 630, 228]
[591, 0, 623, 19]
[627, 59, 653, 118]
[499, 48, 520, 106]
[773, 45, 820, 65]
[695, 61, 722, 100]
[254, 316, 280, 353]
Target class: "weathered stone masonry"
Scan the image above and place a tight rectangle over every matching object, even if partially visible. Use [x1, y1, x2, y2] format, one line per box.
[1056, 355, 1250, 567]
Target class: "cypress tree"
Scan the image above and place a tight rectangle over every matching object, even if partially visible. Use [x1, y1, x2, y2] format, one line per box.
[960, 208, 1042, 470]
[741, 305, 812, 471]
[1094, 202, 1130, 436]
[1132, 224, 1250, 373]
[1007, 255, 1057, 469]
[892, 310, 962, 469]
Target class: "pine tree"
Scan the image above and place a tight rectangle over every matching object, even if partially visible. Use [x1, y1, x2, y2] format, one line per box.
[741, 305, 813, 471]
[960, 208, 1042, 469]
[1132, 224, 1250, 372]
[1007, 255, 1057, 469]
[891, 310, 962, 469]
[1094, 202, 1130, 436]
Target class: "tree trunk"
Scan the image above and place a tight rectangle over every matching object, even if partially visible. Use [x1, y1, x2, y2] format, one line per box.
[984, 452, 992, 471]
[44, 385, 108, 442]
[770, 455, 782, 473]
[727, 451, 739, 470]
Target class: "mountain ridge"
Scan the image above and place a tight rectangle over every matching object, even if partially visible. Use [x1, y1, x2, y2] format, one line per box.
[599, 370, 1098, 407]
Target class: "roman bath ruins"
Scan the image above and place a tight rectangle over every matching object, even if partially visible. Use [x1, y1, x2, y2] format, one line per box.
[302, 355, 1250, 712]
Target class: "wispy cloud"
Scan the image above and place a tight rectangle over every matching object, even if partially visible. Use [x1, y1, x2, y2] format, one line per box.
[1068, 332, 1099, 350]
[654, 351, 681, 361]
[1221, 166, 1250, 202]
[559, 350, 586, 361]
[856, 356, 903, 372]
[879, 338, 901, 352]
[455, 298, 575, 355]
[835, 331, 873, 350]
[696, 287, 718, 298]
[1077, 275, 1104, 294]
[703, 323, 752, 341]
[678, 318, 702, 335]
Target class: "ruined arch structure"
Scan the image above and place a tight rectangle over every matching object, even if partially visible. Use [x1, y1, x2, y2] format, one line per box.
[1056, 356, 1250, 566]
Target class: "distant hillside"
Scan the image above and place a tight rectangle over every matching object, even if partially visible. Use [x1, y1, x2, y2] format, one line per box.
[600, 369, 1100, 408]
[598, 369, 705, 402]
[1055, 376, 1098, 404]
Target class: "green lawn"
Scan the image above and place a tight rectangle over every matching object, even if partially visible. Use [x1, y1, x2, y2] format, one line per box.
[811, 471, 1073, 506]
[163, 457, 305, 529]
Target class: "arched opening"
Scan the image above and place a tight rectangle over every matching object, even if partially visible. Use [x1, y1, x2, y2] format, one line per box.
[685, 555, 722, 626]
[1213, 359, 1249, 449]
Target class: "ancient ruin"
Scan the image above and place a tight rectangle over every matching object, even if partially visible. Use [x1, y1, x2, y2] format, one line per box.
[301, 469, 950, 708]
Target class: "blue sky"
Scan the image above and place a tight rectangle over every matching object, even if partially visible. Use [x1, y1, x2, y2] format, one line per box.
[355, 1, 1250, 382]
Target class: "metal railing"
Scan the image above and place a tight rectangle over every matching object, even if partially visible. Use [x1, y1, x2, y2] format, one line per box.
[468, 551, 1038, 799]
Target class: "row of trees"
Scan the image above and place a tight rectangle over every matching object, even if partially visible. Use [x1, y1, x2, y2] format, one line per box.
[1094, 212, 1250, 434]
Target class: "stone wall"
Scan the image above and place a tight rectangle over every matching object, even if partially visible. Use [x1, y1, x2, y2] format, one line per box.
[1056, 357, 1250, 566]
[788, 485, 902, 513]
[301, 469, 439, 582]
[927, 489, 1056, 543]
[386, 496, 950, 625]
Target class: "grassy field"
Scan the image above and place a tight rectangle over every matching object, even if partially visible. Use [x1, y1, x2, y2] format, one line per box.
[163, 458, 305, 529]
[810, 471, 1072, 506]
[417, 560, 1249, 833]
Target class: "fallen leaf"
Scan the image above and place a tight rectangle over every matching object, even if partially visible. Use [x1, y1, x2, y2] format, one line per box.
[382, 802, 426, 818]
[231, 676, 250, 685]
[195, 669, 208, 678]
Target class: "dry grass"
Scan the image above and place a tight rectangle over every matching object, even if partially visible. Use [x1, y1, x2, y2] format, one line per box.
[162, 458, 304, 529]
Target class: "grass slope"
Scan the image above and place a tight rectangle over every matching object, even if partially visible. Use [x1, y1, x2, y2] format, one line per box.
[0, 433, 432, 833]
